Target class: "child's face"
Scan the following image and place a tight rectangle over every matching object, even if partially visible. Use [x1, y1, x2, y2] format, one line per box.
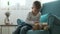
[32, 5, 40, 13]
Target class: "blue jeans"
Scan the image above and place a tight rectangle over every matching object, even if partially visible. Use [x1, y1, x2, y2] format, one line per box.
[13, 19, 32, 34]
[20, 25, 32, 34]
[12, 23, 32, 34]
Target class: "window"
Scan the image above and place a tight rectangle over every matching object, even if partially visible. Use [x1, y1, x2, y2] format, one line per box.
[0, 0, 26, 10]
[0, 0, 8, 8]
[0, 0, 57, 10]
[9, 0, 26, 6]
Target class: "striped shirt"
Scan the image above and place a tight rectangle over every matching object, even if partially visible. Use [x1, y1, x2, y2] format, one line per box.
[25, 12, 41, 26]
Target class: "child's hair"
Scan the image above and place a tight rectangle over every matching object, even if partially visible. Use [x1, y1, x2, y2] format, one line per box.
[33, 1, 41, 9]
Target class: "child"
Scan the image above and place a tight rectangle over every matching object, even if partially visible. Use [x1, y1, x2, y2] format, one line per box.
[13, 1, 41, 34]
[20, 1, 41, 34]
[25, 1, 41, 26]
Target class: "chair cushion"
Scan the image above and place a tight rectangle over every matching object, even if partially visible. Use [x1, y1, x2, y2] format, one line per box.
[27, 30, 49, 34]
[40, 13, 50, 23]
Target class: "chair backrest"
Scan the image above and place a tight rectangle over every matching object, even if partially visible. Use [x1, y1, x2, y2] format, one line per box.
[41, 1, 60, 17]
[41, 1, 60, 34]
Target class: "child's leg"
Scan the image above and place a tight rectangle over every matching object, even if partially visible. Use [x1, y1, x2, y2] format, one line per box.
[17, 19, 25, 25]
[12, 25, 23, 34]
[12, 19, 25, 34]
[12, 23, 28, 34]
[20, 25, 32, 34]
[13, 19, 32, 34]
